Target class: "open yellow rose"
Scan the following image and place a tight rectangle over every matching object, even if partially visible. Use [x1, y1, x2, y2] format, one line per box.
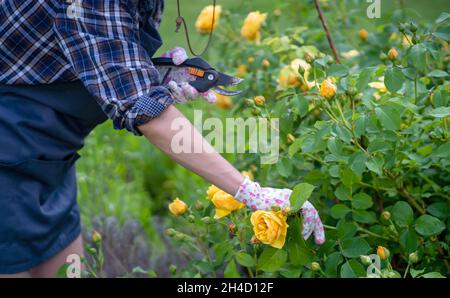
[195, 5, 222, 34]
[250, 210, 288, 249]
[168, 198, 188, 216]
[319, 79, 337, 99]
[207, 187, 244, 219]
[241, 11, 267, 43]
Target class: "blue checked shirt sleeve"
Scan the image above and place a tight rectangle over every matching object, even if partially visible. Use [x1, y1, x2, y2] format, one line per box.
[54, 0, 173, 135]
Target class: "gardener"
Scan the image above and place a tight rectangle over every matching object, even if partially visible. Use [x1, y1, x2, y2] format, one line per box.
[0, 0, 325, 277]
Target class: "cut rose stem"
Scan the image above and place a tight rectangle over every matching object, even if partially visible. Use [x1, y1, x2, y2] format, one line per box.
[313, 0, 342, 64]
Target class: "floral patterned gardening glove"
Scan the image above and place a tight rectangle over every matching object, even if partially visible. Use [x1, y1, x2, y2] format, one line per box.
[234, 177, 325, 245]
[157, 47, 217, 103]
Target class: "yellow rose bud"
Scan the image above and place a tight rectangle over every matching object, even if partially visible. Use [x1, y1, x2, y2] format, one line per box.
[273, 8, 282, 17]
[254, 95, 266, 106]
[241, 11, 267, 44]
[409, 252, 419, 264]
[250, 210, 289, 249]
[287, 133, 296, 144]
[320, 79, 337, 99]
[250, 235, 261, 245]
[207, 185, 221, 199]
[195, 200, 205, 210]
[195, 5, 222, 34]
[359, 28, 369, 41]
[92, 230, 102, 243]
[168, 198, 188, 216]
[211, 190, 245, 219]
[247, 56, 255, 64]
[388, 47, 399, 61]
[281, 206, 291, 217]
[262, 59, 270, 68]
[241, 170, 254, 181]
[381, 211, 391, 220]
[237, 64, 248, 77]
[228, 223, 236, 234]
[214, 93, 233, 110]
[377, 246, 390, 261]
[311, 262, 321, 272]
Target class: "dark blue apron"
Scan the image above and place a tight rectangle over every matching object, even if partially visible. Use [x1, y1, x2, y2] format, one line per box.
[0, 81, 108, 273]
[0, 9, 162, 273]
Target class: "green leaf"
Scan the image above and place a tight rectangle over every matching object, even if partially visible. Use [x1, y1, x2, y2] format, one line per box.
[340, 167, 361, 188]
[276, 158, 293, 178]
[428, 70, 448, 78]
[325, 252, 344, 277]
[334, 185, 351, 201]
[392, 201, 414, 227]
[433, 143, 450, 159]
[335, 125, 352, 144]
[420, 272, 446, 278]
[435, 12, 450, 24]
[399, 229, 419, 253]
[427, 107, 450, 118]
[349, 152, 367, 177]
[289, 183, 315, 211]
[330, 204, 351, 219]
[235, 252, 256, 268]
[352, 192, 373, 210]
[337, 221, 358, 239]
[257, 247, 288, 272]
[288, 138, 303, 157]
[328, 64, 349, 77]
[415, 215, 446, 237]
[352, 210, 377, 224]
[356, 67, 376, 92]
[433, 26, 450, 41]
[224, 260, 240, 278]
[408, 44, 427, 72]
[410, 268, 425, 278]
[384, 67, 404, 93]
[340, 260, 366, 278]
[340, 238, 371, 258]
[365, 155, 384, 175]
[427, 202, 450, 219]
[375, 103, 403, 130]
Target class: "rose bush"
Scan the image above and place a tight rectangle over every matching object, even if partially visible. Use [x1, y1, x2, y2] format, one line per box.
[161, 2, 450, 279]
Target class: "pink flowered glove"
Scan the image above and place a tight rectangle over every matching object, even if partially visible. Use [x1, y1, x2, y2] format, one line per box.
[235, 178, 325, 245]
[158, 47, 217, 103]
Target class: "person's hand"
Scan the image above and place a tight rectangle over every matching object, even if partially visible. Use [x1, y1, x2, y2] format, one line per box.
[234, 178, 325, 245]
[157, 47, 217, 103]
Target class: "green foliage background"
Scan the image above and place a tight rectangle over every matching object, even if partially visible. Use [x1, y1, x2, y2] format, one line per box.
[77, 0, 449, 277]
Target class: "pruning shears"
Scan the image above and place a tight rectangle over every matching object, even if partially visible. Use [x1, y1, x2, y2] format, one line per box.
[151, 57, 244, 96]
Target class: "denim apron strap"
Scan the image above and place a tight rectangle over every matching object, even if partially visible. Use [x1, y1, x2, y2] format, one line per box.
[0, 81, 107, 274]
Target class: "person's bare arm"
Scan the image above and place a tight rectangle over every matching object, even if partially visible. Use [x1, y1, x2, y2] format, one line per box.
[138, 105, 245, 195]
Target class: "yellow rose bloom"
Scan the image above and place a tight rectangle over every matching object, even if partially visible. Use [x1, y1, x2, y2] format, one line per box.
[241, 11, 267, 43]
[342, 50, 360, 59]
[168, 198, 188, 216]
[368, 81, 387, 93]
[195, 5, 222, 34]
[206, 185, 221, 199]
[320, 79, 337, 99]
[278, 59, 314, 91]
[214, 92, 232, 109]
[251, 210, 288, 249]
[211, 190, 245, 219]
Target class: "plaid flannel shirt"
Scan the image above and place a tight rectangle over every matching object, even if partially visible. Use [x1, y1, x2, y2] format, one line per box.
[0, 0, 172, 135]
